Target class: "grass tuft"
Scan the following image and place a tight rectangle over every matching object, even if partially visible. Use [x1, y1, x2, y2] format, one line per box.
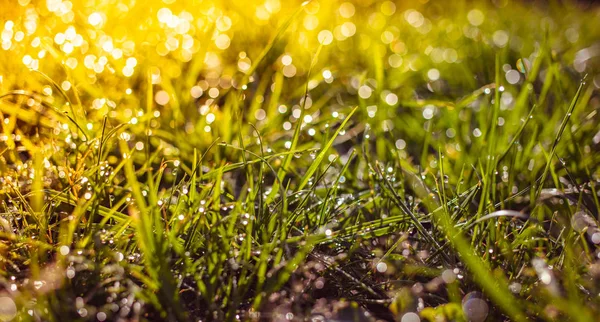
[0, 0, 600, 321]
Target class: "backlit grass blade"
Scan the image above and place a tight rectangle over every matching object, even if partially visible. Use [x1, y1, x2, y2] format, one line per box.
[297, 106, 357, 191]
[534, 80, 585, 201]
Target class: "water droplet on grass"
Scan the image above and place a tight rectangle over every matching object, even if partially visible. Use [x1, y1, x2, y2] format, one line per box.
[516, 58, 528, 73]
[59, 245, 70, 256]
[376, 262, 387, 273]
[509, 282, 522, 293]
[0, 296, 17, 322]
[33, 280, 44, 289]
[401, 312, 420, 322]
[462, 292, 489, 322]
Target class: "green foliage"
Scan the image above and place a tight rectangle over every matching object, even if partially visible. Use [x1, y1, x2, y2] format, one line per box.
[0, 0, 599, 321]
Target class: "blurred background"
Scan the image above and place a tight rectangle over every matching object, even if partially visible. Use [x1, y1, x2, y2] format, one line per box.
[1, 0, 599, 170]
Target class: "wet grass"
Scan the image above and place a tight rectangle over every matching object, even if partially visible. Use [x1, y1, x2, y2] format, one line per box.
[1, 0, 600, 321]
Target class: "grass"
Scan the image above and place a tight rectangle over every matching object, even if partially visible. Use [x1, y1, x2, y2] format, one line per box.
[0, 0, 600, 321]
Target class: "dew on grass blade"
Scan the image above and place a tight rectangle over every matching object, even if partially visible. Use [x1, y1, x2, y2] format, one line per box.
[154, 90, 170, 105]
[532, 258, 560, 295]
[493, 30, 509, 47]
[506, 69, 520, 84]
[422, 105, 435, 119]
[401, 312, 420, 322]
[467, 9, 485, 26]
[59, 245, 70, 256]
[0, 296, 17, 321]
[427, 68, 440, 81]
[317, 30, 333, 45]
[509, 282, 522, 294]
[96, 312, 107, 321]
[358, 85, 372, 99]
[374, 261, 387, 273]
[88, 12, 104, 27]
[441, 269, 456, 283]
[462, 292, 489, 322]
[571, 211, 597, 232]
[516, 58, 527, 73]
